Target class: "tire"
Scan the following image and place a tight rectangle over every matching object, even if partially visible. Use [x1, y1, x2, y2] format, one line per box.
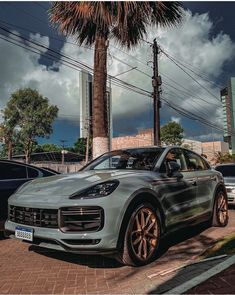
[116, 203, 161, 266]
[212, 190, 229, 227]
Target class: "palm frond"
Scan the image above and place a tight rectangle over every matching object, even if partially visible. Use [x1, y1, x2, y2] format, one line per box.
[49, 1, 184, 47]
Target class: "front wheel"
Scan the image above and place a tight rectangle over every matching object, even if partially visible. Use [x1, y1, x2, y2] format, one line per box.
[212, 190, 228, 227]
[117, 203, 161, 266]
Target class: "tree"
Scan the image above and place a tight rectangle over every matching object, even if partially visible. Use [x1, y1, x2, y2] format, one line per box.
[49, 2, 183, 158]
[33, 143, 62, 153]
[160, 121, 184, 146]
[71, 137, 92, 159]
[2, 88, 58, 163]
[0, 105, 21, 159]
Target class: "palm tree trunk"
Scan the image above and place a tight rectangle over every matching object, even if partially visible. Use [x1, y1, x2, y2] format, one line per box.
[92, 35, 109, 159]
[7, 140, 12, 160]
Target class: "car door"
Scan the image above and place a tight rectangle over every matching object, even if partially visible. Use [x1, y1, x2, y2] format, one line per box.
[157, 148, 198, 228]
[183, 150, 216, 219]
[0, 162, 28, 222]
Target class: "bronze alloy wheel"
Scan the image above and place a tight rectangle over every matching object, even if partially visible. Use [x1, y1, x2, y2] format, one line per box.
[117, 203, 161, 266]
[217, 192, 228, 226]
[213, 191, 228, 227]
[130, 207, 159, 261]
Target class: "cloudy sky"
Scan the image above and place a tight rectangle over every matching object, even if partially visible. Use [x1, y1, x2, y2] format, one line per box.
[0, 1, 235, 146]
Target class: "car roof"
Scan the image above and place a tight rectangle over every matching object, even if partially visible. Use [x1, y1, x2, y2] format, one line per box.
[0, 159, 58, 175]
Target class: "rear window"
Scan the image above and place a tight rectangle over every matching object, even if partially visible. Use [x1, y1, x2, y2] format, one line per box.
[215, 165, 235, 177]
[0, 163, 27, 180]
[27, 167, 40, 178]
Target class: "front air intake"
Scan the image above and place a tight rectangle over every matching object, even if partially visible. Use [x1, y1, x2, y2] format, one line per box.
[59, 206, 104, 233]
[9, 205, 58, 228]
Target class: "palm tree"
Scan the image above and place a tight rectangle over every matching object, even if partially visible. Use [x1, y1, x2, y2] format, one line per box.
[49, 2, 183, 159]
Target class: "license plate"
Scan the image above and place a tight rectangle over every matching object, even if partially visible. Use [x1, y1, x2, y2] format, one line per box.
[15, 226, 33, 241]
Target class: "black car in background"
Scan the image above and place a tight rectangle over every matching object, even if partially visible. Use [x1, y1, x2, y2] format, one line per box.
[215, 163, 235, 205]
[0, 160, 59, 232]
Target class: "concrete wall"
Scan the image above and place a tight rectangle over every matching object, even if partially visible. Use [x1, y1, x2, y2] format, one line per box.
[202, 141, 229, 161]
[112, 129, 230, 164]
[112, 129, 153, 150]
[33, 163, 84, 174]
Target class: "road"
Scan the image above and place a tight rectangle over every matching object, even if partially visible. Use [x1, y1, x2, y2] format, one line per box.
[1, 209, 235, 294]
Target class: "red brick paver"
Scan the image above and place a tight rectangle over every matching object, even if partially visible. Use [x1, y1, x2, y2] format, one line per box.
[186, 264, 235, 294]
[1, 210, 235, 294]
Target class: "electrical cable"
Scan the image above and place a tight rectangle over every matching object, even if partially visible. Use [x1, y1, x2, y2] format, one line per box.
[0, 25, 152, 98]
[160, 48, 221, 103]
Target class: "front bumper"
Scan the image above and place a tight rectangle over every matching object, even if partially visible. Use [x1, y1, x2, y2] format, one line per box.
[4, 223, 118, 255]
[225, 186, 235, 204]
[5, 198, 125, 254]
[227, 193, 235, 204]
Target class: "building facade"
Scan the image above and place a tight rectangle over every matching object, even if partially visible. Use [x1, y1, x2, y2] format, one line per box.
[79, 71, 93, 138]
[112, 128, 229, 162]
[221, 77, 235, 152]
[79, 72, 112, 150]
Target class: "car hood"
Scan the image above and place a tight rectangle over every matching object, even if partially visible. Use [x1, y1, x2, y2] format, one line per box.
[223, 177, 235, 186]
[13, 169, 151, 198]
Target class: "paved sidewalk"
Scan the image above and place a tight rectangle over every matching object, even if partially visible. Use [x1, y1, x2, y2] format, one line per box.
[0, 210, 235, 294]
[186, 263, 235, 294]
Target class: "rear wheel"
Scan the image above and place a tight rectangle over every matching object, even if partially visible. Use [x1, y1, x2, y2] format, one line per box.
[117, 203, 161, 266]
[212, 191, 228, 227]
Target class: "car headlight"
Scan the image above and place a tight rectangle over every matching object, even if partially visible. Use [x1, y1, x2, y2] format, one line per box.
[69, 180, 119, 199]
[227, 187, 235, 194]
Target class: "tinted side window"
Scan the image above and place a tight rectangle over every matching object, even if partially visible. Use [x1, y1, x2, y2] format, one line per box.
[184, 150, 206, 171]
[215, 165, 235, 177]
[201, 158, 210, 170]
[27, 167, 40, 178]
[160, 148, 187, 173]
[0, 163, 27, 180]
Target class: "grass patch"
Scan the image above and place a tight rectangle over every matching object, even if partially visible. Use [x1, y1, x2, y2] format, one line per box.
[201, 232, 235, 258]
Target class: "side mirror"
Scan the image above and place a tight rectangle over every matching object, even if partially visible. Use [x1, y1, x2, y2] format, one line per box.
[167, 161, 181, 177]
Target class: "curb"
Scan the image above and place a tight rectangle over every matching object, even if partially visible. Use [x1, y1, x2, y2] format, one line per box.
[163, 254, 235, 294]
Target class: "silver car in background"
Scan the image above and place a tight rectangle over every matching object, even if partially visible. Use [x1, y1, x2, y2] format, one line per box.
[215, 163, 235, 205]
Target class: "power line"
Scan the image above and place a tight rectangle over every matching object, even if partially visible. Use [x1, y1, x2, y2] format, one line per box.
[0, 18, 154, 82]
[161, 73, 220, 107]
[164, 91, 214, 119]
[0, 18, 229, 136]
[162, 96, 227, 134]
[8, 3, 49, 27]
[0, 25, 152, 99]
[33, 2, 49, 11]
[160, 47, 221, 103]
[159, 46, 226, 89]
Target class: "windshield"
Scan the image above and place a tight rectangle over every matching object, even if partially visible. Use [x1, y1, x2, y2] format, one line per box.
[215, 165, 235, 177]
[83, 148, 164, 171]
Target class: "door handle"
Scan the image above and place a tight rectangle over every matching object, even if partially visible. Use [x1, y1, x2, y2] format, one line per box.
[188, 179, 197, 186]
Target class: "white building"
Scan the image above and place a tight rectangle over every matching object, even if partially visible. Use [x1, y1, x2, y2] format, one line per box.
[79, 71, 93, 138]
[79, 71, 112, 150]
[182, 139, 203, 154]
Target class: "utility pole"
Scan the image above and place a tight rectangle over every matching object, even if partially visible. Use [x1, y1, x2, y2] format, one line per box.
[152, 38, 161, 146]
[60, 139, 67, 165]
[85, 117, 91, 164]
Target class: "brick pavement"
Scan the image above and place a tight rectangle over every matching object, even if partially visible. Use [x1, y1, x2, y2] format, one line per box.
[185, 264, 235, 294]
[0, 209, 235, 294]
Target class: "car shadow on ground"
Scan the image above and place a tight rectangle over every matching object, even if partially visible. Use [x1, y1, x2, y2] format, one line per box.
[107, 222, 216, 284]
[28, 244, 123, 269]
[28, 222, 213, 271]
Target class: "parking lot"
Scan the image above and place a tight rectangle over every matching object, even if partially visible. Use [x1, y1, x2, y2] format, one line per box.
[0, 209, 235, 294]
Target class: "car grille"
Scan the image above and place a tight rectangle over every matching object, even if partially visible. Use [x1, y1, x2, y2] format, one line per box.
[228, 196, 235, 202]
[9, 205, 58, 228]
[59, 206, 104, 232]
